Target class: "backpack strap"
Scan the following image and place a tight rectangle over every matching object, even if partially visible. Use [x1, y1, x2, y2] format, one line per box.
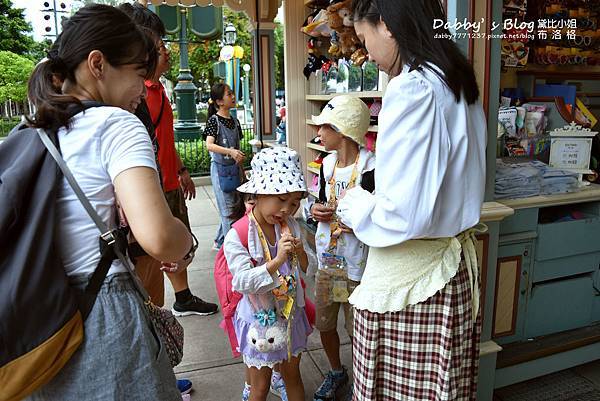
[232, 214, 250, 250]
[231, 213, 260, 266]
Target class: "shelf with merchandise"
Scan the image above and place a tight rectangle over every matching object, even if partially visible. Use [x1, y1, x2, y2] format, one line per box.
[306, 119, 378, 132]
[305, 91, 384, 102]
[307, 142, 327, 152]
[307, 165, 320, 175]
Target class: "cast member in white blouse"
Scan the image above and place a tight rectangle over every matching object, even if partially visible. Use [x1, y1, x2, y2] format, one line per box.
[338, 1, 488, 400]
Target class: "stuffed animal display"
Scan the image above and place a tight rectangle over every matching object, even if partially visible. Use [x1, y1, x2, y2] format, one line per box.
[301, 0, 369, 79]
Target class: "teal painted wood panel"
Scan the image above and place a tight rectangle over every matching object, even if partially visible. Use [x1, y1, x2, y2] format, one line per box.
[500, 208, 539, 235]
[151, 5, 180, 35]
[593, 269, 600, 323]
[525, 275, 594, 338]
[533, 252, 600, 282]
[494, 242, 533, 345]
[189, 6, 223, 40]
[536, 216, 600, 261]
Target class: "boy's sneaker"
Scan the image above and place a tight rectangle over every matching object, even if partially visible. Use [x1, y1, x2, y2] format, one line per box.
[177, 379, 193, 395]
[172, 295, 218, 317]
[242, 383, 251, 401]
[270, 371, 289, 401]
[313, 367, 349, 401]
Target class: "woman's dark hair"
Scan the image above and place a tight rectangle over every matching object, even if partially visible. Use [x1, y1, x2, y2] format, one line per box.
[352, 0, 479, 104]
[117, 2, 166, 38]
[207, 82, 229, 119]
[27, 4, 158, 131]
[229, 193, 256, 222]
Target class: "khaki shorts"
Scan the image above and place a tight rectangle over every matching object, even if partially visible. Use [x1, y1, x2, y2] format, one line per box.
[134, 188, 188, 307]
[164, 188, 190, 229]
[135, 255, 164, 307]
[314, 269, 360, 336]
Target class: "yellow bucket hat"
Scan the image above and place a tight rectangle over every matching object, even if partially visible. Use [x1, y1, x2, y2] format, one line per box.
[311, 95, 371, 147]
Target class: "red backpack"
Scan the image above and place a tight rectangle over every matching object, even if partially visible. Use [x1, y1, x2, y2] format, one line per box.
[214, 214, 316, 358]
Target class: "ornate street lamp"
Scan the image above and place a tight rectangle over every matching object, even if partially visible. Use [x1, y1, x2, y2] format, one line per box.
[219, 22, 243, 118]
[223, 23, 237, 46]
[242, 63, 251, 124]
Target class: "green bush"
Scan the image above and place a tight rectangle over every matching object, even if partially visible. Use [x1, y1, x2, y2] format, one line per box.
[175, 128, 254, 176]
[197, 109, 208, 124]
[0, 117, 21, 137]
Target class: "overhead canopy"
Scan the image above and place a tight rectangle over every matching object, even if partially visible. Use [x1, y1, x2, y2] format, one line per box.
[145, 0, 280, 23]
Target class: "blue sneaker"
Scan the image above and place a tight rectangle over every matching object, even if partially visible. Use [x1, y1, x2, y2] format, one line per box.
[313, 367, 348, 401]
[270, 371, 288, 401]
[242, 382, 251, 401]
[177, 379, 193, 395]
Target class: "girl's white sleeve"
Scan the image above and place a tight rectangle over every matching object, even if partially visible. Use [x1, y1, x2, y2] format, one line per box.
[224, 228, 278, 294]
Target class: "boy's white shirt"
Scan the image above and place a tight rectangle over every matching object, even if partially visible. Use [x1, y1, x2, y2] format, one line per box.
[224, 215, 305, 308]
[312, 147, 375, 281]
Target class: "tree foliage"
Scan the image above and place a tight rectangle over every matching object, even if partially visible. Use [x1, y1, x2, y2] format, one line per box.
[165, 8, 254, 97]
[72, 0, 123, 9]
[274, 20, 284, 90]
[0, 51, 35, 103]
[0, 0, 36, 56]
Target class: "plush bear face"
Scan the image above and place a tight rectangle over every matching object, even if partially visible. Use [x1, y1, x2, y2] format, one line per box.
[247, 323, 286, 353]
[327, 0, 353, 28]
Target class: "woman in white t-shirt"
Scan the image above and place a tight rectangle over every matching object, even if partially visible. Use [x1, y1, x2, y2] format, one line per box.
[337, 1, 488, 400]
[25, 5, 193, 400]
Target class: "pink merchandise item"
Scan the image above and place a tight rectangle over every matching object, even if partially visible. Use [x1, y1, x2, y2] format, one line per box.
[365, 132, 377, 152]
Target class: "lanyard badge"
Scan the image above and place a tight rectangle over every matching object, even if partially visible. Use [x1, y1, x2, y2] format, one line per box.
[326, 153, 360, 253]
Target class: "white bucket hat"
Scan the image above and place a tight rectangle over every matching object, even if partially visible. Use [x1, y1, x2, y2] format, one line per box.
[237, 147, 307, 196]
[311, 95, 371, 147]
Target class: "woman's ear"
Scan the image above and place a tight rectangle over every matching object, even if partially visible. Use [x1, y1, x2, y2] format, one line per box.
[88, 50, 105, 80]
[378, 17, 394, 39]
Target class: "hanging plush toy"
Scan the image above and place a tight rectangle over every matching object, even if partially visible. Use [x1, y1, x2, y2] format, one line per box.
[247, 319, 287, 353]
[304, 53, 327, 78]
[304, 0, 330, 9]
[350, 48, 369, 66]
[301, 9, 333, 38]
[326, 0, 362, 59]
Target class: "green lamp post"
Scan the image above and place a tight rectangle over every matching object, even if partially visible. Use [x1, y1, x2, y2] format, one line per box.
[173, 7, 200, 140]
[150, 4, 223, 140]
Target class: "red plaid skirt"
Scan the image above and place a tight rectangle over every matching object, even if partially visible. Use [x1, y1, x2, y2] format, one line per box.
[352, 260, 481, 401]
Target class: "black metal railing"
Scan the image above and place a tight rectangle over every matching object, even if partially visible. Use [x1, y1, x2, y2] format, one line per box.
[0, 116, 253, 177]
[176, 123, 254, 176]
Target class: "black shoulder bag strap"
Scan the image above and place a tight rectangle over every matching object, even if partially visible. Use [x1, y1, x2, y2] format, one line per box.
[37, 128, 152, 319]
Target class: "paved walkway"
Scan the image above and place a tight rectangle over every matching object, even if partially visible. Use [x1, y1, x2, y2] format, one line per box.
[172, 185, 600, 401]
[169, 185, 351, 401]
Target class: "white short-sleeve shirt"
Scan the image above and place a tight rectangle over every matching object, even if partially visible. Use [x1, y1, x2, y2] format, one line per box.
[55, 107, 157, 277]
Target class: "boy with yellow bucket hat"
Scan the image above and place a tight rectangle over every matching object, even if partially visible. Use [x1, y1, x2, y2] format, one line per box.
[309, 95, 375, 401]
